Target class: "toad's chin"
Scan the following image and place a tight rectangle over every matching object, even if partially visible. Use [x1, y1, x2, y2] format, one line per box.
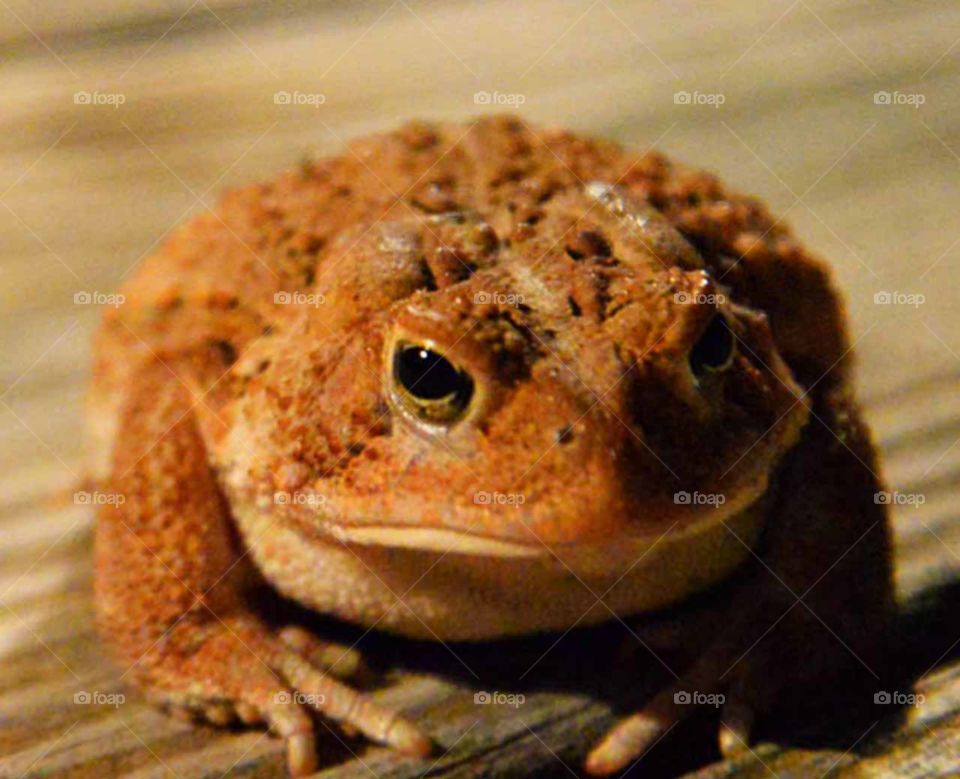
[229, 494, 768, 640]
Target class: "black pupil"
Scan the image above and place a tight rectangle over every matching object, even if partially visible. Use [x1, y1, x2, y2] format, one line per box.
[396, 346, 471, 402]
[689, 315, 734, 375]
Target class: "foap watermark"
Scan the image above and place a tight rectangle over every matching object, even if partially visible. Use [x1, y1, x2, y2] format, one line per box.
[74, 690, 125, 707]
[274, 691, 326, 706]
[674, 491, 726, 507]
[74, 290, 125, 308]
[274, 491, 327, 507]
[474, 90, 526, 107]
[874, 91, 925, 108]
[74, 490, 125, 507]
[74, 90, 126, 108]
[674, 291, 726, 305]
[674, 690, 725, 708]
[474, 291, 525, 307]
[274, 291, 325, 307]
[274, 90, 326, 108]
[474, 491, 526, 507]
[874, 491, 925, 507]
[874, 690, 925, 707]
[873, 290, 925, 308]
[674, 90, 725, 108]
[474, 690, 525, 708]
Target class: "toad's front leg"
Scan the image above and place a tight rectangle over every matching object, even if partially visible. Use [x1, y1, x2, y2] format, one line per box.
[94, 360, 431, 777]
[586, 384, 893, 775]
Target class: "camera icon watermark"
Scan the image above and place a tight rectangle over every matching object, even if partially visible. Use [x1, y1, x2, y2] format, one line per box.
[873, 290, 925, 308]
[673, 90, 725, 108]
[473, 491, 526, 507]
[74, 90, 126, 108]
[674, 291, 726, 305]
[874, 491, 925, 507]
[274, 291, 325, 307]
[274, 90, 326, 108]
[274, 691, 326, 705]
[874, 690, 924, 706]
[74, 290, 125, 308]
[474, 690, 525, 708]
[74, 490, 126, 506]
[873, 91, 925, 108]
[674, 491, 726, 507]
[673, 690, 724, 707]
[474, 90, 526, 107]
[474, 291, 525, 307]
[274, 491, 327, 507]
[74, 690, 125, 707]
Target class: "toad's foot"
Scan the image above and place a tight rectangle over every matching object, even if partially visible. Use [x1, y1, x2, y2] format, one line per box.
[140, 615, 432, 777]
[584, 582, 858, 776]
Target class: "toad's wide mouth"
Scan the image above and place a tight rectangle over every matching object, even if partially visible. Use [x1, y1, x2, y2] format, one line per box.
[317, 484, 768, 558]
[231, 484, 770, 631]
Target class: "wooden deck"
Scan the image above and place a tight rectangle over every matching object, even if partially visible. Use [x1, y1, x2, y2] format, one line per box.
[2, 1, 959, 776]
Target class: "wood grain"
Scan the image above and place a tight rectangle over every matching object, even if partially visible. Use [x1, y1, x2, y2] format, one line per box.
[1, 1, 958, 776]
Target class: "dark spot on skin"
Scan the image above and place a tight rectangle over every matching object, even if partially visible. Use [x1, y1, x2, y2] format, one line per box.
[304, 267, 316, 285]
[211, 340, 237, 365]
[257, 359, 271, 374]
[500, 167, 526, 184]
[566, 230, 612, 261]
[419, 259, 439, 291]
[537, 186, 559, 204]
[517, 207, 543, 227]
[347, 441, 365, 457]
[568, 296, 582, 317]
[262, 324, 274, 336]
[555, 425, 574, 444]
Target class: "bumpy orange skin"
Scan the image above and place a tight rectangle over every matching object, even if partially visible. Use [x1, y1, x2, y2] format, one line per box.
[89, 116, 892, 776]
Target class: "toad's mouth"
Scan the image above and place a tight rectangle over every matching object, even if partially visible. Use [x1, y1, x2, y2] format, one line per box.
[314, 486, 768, 558]
[231, 485, 770, 630]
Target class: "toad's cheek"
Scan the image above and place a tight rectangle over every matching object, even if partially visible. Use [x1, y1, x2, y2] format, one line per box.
[229, 498, 765, 641]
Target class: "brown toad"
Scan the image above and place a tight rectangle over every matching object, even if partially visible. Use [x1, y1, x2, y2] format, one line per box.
[89, 115, 892, 776]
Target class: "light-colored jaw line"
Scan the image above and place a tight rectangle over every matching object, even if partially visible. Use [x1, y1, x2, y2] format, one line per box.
[322, 481, 768, 558]
[229, 481, 771, 635]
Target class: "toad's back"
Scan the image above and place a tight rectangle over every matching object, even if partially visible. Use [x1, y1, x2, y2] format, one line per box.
[88, 114, 840, 478]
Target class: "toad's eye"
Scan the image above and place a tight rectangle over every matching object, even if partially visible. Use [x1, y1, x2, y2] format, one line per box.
[689, 314, 735, 378]
[392, 343, 474, 425]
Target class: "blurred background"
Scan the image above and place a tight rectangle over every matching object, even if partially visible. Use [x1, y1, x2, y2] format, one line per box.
[2, 2, 959, 777]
